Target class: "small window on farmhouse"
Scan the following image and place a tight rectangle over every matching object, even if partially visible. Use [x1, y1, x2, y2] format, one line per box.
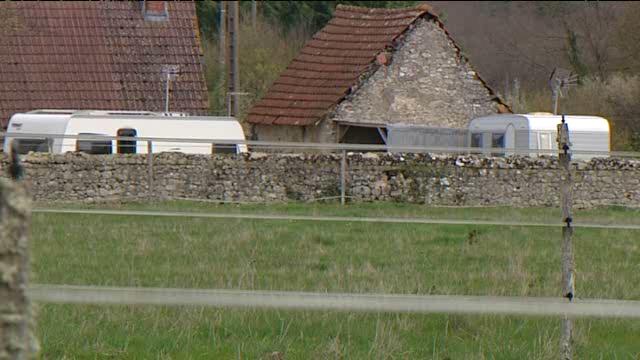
[13, 138, 50, 154]
[471, 133, 483, 148]
[117, 128, 137, 154]
[211, 143, 237, 154]
[76, 133, 112, 154]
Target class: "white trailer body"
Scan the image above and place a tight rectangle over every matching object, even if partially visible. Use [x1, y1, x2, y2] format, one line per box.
[3, 110, 247, 155]
[468, 114, 610, 159]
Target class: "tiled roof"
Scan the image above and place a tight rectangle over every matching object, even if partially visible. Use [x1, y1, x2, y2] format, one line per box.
[247, 4, 509, 127]
[0, 1, 209, 127]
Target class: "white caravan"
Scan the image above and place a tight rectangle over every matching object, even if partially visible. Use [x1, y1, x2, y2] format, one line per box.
[468, 113, 610, 159]
[3, 110, 247, 155]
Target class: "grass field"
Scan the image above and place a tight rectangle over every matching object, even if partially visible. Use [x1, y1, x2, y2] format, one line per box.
[31, 202, 640, 359]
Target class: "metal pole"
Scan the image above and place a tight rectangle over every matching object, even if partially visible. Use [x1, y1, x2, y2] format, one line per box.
[218, 1, 226, 65]
[227, 92, 250, 118]
[557, 114, 574, 360]
[228, 1, 240, 116]
[553, 89, 559, 115]
[147, 141, 154, 199]
[162, 66, 178, 114]
[251, 0, 257, 31]
[164, 73, 170, 113]
[340, 150, 346, 205]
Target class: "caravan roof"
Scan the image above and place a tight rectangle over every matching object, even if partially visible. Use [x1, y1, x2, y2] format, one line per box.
[469, 114, 610, 133]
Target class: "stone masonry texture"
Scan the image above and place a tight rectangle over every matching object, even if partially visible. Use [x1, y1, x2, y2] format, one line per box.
[330, 18, 501, 128]
[0, 152, 639, 209]
[0, 178, 37, 359]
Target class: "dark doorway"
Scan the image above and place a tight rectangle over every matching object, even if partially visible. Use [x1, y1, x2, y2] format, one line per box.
[340, 126, 386, 145]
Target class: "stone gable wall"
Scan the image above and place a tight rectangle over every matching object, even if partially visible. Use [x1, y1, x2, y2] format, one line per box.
[1, 152, 639, 209]
[330, 18, 501, 128]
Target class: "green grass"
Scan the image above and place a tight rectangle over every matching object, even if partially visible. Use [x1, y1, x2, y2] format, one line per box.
[31, 202, 640, 359]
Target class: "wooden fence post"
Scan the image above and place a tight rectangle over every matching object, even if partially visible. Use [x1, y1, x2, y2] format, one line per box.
[0, 178, 38, 358]
[147, 141, 154, 200]
[340, 150, 347, 205]
[557, 115, 574, 360]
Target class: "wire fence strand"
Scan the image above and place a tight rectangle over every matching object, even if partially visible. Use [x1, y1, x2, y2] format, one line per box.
[27, 284, 640, 319]
[32, 208, 640, 230]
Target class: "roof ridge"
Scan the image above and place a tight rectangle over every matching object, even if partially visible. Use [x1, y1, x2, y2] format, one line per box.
[335, 4, 433, 15]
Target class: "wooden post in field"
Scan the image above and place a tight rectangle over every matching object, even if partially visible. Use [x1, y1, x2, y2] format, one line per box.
[0, 175, 38, 357]
[340, 150, 347, 205]
[147, 141, 154, 199]
[557, 115, 574, 360]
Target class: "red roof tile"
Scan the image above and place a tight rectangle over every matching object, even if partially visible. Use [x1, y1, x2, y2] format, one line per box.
[0, 1, 208, 127]
[247, 4, 509, 127]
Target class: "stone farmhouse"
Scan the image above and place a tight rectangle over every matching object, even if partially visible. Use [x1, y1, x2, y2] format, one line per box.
[0, 1, 209, 129]
[246, 4, 510, 144]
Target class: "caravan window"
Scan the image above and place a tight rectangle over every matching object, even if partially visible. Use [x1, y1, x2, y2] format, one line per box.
[12, 138, 51, 154]
[76, 133, 112, 154]
[211, 143, 237, 154]
[492, 133, 505, 148]
[471, 133, 483, 148]
[117, 128, 137, 154]
[539, 133, 552, 150]
[491, 133, 505, 156]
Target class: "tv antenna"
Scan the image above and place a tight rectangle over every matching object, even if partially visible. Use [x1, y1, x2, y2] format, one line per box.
[162, 65, 180, 113]
[549, 68, 579, 115]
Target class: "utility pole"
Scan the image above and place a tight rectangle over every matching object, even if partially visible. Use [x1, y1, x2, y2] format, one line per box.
[227, 1, 240, 117]
[218, 1, 226, 65]
[251, 0, 257, 31]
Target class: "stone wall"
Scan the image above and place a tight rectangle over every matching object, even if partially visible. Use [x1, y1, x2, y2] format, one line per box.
[252, 121, 336, 144]
[330, 18, 503, 128]
[1, 152, 639, 209]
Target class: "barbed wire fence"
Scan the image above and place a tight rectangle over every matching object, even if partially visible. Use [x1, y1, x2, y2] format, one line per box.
[2, 131, 640, 357]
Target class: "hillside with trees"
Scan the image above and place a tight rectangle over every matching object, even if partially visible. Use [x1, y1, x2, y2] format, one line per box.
[196, 1, 640, 150]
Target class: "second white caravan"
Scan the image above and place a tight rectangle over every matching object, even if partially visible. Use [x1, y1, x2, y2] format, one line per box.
[468, 113, 610, 160]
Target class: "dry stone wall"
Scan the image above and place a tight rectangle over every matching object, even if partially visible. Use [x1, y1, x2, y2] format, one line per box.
[1, 152, 639, 209]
